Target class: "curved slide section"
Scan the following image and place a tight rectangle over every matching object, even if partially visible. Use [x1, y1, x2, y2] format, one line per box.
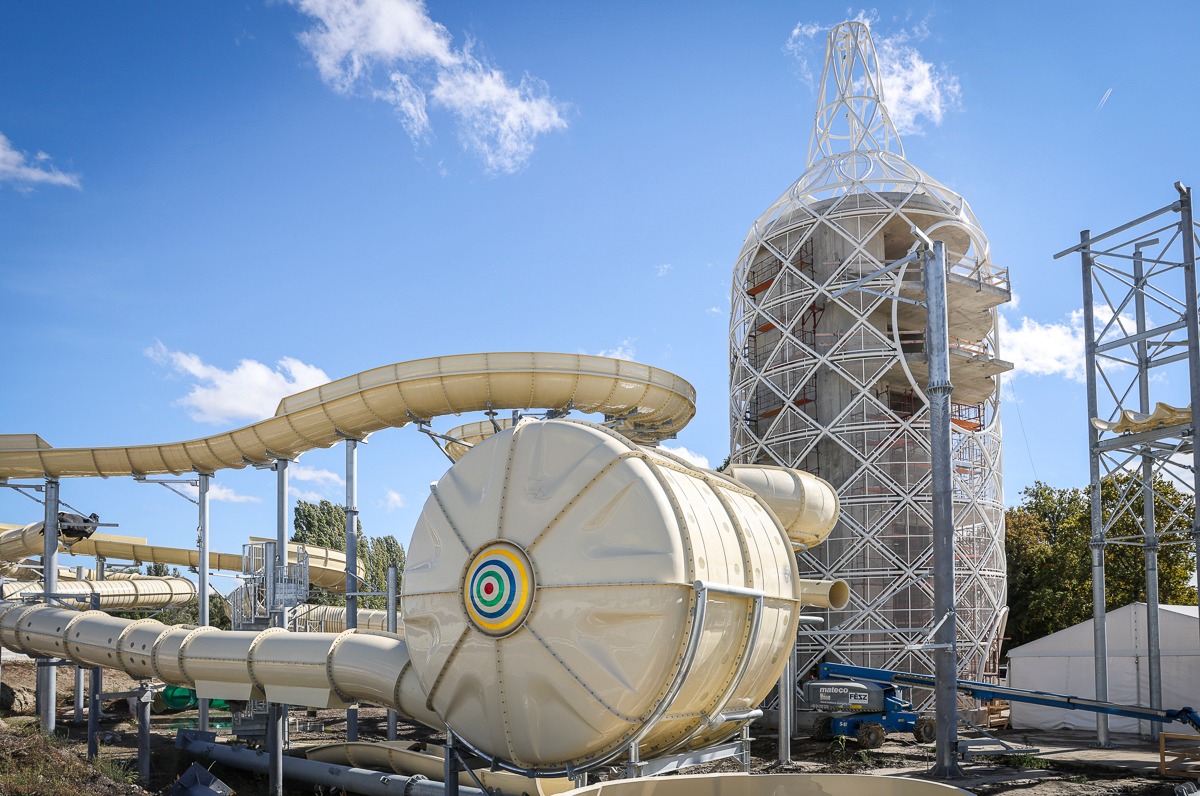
[0, 353, 695, 479]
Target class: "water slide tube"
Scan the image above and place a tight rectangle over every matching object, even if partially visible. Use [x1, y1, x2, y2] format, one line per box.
[0, 353, 696, 479]
[0, 354, 851, 776]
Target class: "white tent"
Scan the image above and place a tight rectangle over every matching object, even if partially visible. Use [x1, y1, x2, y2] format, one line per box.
[1007, 603, 1200, 735]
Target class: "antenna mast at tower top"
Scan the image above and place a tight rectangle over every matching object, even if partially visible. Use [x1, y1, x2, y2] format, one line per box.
[808, 20, 904, 166]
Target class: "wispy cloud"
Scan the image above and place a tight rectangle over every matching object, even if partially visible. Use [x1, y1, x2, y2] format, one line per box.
[292, 464, 345, 488]
[287, 0, 567, 174]
[785, 12, 961, 135]
[1096, 87, 1113, 112]
[0, 132, 81, 190]
[210, 483, 261, 503]
[659, 444, 710, 470]
[596, 339, 636, 361]
[382, 489, 407, 511]
[184, 482, 262, 504]
[146, 341, 329, 424]
[290, 487, 325, 502]
[655, 263, 672, 277]
[1000, 311, 1087, 382]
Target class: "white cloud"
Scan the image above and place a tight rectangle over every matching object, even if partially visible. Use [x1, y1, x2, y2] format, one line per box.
[210, 483, 262, 503]
[288, 0, 567, 174]
[290, 487, 326, 502]
[655, 263, 672, 277]
[999, 311, 1087, 382]
[596, 339, 636, 361]
[659, 444, 710, 470]
[872, 20, 961, 135]
[183, 482, 262, 503]
[146, 341, 330, 424]
[784, 12, 961, 136]
[0, 132, 81, 190]
[707, 306, 723, 316]
[382, 489, 407, 510]
[292, 464, 345, 488]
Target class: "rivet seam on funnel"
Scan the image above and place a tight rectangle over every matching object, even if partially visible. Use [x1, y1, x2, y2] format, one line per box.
[428, 484, 472, 555]
[495, 425, 523, 541]
[423, 625, 470, 713]
[523, 450, 643, 552]
[523, 624, 640, 722]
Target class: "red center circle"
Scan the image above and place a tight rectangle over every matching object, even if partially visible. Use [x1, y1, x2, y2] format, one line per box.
[483, 582, 495, 596]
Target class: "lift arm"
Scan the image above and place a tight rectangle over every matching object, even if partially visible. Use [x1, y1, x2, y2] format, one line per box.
[819, 663, 1200, 733]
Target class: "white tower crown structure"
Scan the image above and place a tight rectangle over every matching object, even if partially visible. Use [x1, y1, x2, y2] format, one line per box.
[729, 21, 1012, 688]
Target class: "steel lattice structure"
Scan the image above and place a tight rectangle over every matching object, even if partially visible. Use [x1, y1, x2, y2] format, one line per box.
[1055, 184, 1200, 744]
[728, 21, 1012, 695]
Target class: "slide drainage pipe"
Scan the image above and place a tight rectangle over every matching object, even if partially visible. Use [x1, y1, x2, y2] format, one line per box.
[176, 731, 487, 796]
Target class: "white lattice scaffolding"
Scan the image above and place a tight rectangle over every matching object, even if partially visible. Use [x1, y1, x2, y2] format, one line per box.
[729, 20, 1012, 704]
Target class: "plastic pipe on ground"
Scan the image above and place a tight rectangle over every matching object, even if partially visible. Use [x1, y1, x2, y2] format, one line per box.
[176, 731, 486, 796]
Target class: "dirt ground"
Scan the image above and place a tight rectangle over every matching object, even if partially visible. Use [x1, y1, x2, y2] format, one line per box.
[0, 658, 1186, 795]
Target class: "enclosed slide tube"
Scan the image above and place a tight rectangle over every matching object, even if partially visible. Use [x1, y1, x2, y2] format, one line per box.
[0, 417, 846, 776]
[0, 523, 359, 593]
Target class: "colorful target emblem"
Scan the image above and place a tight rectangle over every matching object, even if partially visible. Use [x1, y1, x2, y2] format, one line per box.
[463, 541, 535, 636]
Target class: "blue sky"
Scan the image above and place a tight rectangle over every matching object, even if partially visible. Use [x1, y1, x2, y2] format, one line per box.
[2, 1, 1198, 585]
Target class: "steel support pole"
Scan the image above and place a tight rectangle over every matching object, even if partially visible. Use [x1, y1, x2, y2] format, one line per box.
[136, 684, 152, 787]
[270, 459, 289, 796]
[925, 241, 963, 779]
[74, 565, 85, 724]
[386, 564, 398, 741]
[345, 439, 359, 742]
[1133, 244, 1163, 739]
[87, 667, 100, 760]
[38, 478, 60, 735]
[1080, 229, 1112, 747]
[444, 731, 460, 796]
[1177, 185, 1200, 656]
[88, 594, 100, 760]
[776, 643, 794, 765]
[197, 472, 211, 733]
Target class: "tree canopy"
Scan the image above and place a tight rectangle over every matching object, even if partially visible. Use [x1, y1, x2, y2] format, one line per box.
[1004, 477, 1197, 654]
[292, 499, 405, 610]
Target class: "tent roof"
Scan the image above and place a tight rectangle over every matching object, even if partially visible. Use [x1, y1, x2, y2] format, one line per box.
[1008, 603, 1200, 658]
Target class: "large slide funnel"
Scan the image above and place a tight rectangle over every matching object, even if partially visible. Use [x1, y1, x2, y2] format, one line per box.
[403, 418, 832, 774]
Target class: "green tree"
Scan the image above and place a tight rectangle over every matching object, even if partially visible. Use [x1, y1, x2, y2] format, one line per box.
[292, 498, 405, 609]
[362, 535, 406, 610]
[1004, 477, 1197, 654]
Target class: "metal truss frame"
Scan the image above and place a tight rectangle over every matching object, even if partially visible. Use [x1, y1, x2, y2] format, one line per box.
[1055, 183, 1200, 745]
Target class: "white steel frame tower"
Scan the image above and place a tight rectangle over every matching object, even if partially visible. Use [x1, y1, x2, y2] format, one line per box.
[729, 21, 1012, 693]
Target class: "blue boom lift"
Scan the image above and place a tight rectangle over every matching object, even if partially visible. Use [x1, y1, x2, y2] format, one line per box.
[804, 662, 1200, 749]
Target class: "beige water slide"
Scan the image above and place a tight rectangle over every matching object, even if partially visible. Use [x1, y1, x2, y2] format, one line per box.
[0, 353, 851, 777]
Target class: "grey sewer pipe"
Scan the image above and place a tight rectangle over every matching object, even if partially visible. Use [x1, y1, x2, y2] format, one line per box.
[177, 731, 488, 796]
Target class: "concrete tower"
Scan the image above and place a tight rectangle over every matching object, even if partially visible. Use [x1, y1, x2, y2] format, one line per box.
[729, 21, 1012, 689]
